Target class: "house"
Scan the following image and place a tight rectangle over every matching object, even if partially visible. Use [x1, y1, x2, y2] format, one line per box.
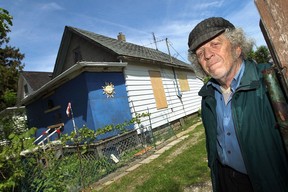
[0, 71, 52, 143]
[17, 71, 52, 102]
[18, 26, 203, 142]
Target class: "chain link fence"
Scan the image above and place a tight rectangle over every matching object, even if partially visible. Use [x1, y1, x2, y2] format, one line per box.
[17, 123, 177, 192]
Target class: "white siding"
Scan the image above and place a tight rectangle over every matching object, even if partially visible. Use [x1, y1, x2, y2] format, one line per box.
[124, 62, 203, 131]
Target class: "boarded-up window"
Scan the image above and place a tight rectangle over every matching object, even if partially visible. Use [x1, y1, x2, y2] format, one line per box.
[149, 70, 168, 109]
[178, 72, 190, 92]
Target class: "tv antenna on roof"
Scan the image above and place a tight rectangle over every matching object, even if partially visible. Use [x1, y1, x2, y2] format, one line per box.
[152, 32, 158, 50]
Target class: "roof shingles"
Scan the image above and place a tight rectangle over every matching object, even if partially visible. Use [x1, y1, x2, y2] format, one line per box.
[69, 26, 189, 67]
[22, 72, 52, 91]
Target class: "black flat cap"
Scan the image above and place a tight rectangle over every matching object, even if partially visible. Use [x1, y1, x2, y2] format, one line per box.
[188, 17, 235, 53]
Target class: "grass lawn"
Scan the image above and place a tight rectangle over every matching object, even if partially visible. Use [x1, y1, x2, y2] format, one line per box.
[95, 119, 211, 192]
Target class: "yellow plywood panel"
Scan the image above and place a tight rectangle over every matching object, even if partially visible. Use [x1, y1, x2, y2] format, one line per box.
[149, 70, 168, 109]
[178, 72, 190, 92]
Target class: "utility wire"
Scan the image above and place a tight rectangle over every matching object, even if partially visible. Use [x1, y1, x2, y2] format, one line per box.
[143, 38, 165, 47]
[166, 39, 188, 62]
[142, 34, 188, 63]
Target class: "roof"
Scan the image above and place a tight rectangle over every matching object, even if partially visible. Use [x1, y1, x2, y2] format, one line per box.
[21, 71, 52, 91]
[20, 27, 194, 105]
[68, 26, 190, 68]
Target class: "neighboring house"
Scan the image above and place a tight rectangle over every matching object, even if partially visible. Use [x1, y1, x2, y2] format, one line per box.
[18, 26, 203, 142]
[17, 71, 52, 102]
[0, 72, 51, 143]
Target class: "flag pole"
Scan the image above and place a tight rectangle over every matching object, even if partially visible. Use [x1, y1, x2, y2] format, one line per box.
[70, 106, 77, 133]
[67, 102, 77, 133]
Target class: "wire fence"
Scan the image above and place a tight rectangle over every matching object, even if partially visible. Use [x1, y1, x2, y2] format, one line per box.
[16, 123, 177, 192]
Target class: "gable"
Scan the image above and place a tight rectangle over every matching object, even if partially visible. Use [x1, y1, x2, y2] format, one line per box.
[59, 33, 119, 74]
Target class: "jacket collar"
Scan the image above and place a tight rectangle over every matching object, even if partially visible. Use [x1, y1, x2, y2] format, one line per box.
[199, 60, 260, 97]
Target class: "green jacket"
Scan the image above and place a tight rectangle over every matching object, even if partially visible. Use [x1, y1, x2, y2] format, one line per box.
[199, 60, 288, 192]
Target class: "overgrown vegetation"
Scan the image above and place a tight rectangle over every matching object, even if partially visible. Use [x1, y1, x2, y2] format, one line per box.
[0, 128, 36, 191]
[0, 113, 149, 191]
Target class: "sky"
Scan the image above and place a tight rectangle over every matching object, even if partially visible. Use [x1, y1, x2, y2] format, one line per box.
[1, 0, 265, 72]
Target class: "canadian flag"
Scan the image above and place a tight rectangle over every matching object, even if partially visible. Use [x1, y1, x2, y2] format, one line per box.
[66, 102, 71, 117]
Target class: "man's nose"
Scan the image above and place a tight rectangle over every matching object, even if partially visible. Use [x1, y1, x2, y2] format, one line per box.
[204, 48, 214, 60]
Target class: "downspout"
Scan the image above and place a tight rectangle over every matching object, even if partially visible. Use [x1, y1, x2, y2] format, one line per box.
[165, 38, 182, 98]
[172, 67, 182, 98]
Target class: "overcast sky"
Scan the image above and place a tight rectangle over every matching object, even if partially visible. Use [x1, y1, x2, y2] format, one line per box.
[1, 0, 265, 72]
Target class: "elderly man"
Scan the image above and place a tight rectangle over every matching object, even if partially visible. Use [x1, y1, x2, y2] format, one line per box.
[188, 17, 288, 192]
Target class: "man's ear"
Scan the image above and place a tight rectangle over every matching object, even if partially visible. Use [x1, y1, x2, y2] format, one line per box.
[236, 46, 242, 58]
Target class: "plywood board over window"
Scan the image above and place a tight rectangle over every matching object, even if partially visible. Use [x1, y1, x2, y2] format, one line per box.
[177, 72, 190, 92]
[149, 70, 168, 109]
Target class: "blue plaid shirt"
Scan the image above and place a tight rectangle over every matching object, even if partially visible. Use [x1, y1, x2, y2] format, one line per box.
[210, 61, 247, 174]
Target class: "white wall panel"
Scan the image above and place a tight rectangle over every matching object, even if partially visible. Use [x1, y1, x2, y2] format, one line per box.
[124, 63, 203, 130]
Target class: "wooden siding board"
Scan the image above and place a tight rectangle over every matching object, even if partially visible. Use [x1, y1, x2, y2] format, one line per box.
[125, 75, 151, 81]
[125, 80, 153, 86]
[125, 85, 152, 92]
[126, 89, 154, 96]
[129, 99, 155, 107]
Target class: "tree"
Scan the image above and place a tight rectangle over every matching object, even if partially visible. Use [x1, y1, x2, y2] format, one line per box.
[247, 48, 255, 61]
[254, 45, 271, 64]
[0, 8, 12, 42]
[0, 8, 25, 111]
[247, 45, 271, 64]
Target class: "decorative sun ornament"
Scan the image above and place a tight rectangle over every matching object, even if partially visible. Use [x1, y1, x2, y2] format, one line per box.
[102, 82, 115, 98]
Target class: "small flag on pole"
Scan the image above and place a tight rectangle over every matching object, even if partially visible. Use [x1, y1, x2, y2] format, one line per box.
[66, 102, 71, 117]
[66, 102, 77, 133]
